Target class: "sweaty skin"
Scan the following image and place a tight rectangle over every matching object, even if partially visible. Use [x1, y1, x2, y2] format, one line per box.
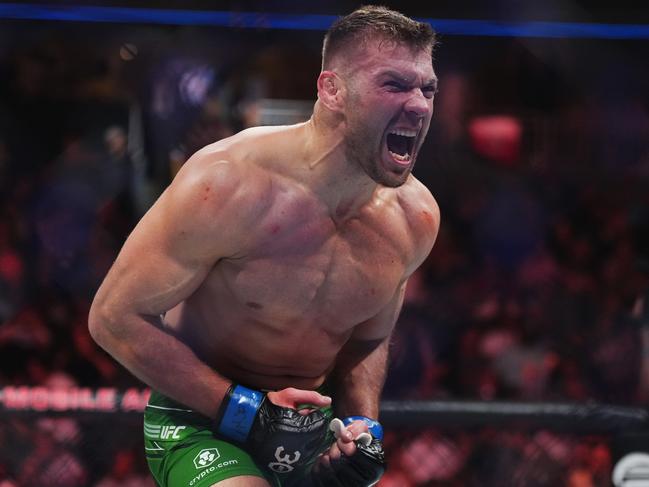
[171, 128, 434, 389]
[89, 38, 440, 467]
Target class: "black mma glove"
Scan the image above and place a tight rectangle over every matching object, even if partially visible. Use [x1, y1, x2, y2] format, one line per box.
[214, 385, 330, 475]
[308, 416, 386, 487]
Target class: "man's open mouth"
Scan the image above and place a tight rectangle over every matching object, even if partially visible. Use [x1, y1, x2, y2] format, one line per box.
[386, 129, 417, 164]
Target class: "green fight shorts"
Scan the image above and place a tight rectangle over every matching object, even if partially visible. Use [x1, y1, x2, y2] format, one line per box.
[144, 390, 334, 487]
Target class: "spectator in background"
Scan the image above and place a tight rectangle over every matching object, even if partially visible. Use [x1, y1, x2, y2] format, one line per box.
[0, 306, 52, 384]
[632, 287, 649, 402]
[0, 220, 25, 325]
[168, 95, 233, 177]
[0, 136, 8, 190]
[384, 269, 446, 399]
[98, 125, 136, 232]
[30, 133, 104, 295]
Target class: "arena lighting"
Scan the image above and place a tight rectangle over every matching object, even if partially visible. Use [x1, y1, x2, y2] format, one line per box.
[1, 3, 649, 39]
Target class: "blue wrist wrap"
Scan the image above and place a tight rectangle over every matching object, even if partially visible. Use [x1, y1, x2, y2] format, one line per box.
[217, 385, 264, 443]
[342, 415, 384, 440]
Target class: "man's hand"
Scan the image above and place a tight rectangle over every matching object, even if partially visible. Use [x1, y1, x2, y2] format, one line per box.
[321, 418, 372, 464]
[310, 417, 386, 487]
[215, 386, 332, 475]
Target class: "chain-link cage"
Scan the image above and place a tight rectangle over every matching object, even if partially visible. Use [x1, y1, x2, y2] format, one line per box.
[0, 416, 631, 487]
[1, 389, 648, 487]
[0, 414, 150, 486]
[381, 428, 617, 486]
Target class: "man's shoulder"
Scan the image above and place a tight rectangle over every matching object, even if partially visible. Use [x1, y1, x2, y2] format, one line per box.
[175, 148, 253, 200]
[185, 124, 302, 176]
[172, 124, 311, 223]
[179, 124, 293, 185]
[395, 176, 439, 221]
[392, 176, 440, 267]
[169, 142, 275, 227]
[208, 124, 300, 159]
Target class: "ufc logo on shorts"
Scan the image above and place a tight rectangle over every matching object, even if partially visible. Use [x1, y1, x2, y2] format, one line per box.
[160, 425, 186, 439]
[144, 422, 186, 440]
[160, 426, 187, 440]
[268, 446, 301, 473]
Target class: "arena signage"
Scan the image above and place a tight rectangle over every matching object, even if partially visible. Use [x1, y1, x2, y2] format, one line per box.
[0, 386, 150, 412]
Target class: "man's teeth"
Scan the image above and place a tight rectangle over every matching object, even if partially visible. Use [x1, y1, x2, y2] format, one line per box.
[390, 129, 417, 137]
[389, 151, 411, 161]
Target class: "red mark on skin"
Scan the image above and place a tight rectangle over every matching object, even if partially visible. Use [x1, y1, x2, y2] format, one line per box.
[270, 225, 281, 235]
[421, 210, 435, 224]
[246, 301, 263, 310]
[203, 186, 211, 201]
[370, 288, 376, 295]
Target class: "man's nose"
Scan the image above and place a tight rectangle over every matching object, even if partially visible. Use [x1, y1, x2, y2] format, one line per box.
[405, 89, 432, 118]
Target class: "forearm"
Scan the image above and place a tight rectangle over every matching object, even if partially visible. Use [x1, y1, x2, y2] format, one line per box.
[331, 337, 390, 419]
[88, 308, 230, 418]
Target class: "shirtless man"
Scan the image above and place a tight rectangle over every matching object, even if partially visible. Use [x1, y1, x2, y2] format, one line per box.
[89, 6, 439, 487]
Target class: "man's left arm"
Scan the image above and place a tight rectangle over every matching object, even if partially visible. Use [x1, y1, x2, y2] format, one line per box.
[332, 184, 441, 431]
[312, 188, 440, 485]
[310, 282, 406, 487]
[332, 280, 407, 421]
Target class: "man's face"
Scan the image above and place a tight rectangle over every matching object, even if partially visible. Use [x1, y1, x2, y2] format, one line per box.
[341, 39, 437, 187]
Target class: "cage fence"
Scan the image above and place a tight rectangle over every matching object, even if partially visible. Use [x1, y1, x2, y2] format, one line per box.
[0, 388, 647, 487]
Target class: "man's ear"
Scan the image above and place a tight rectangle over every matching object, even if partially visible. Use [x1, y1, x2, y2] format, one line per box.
[317, 71, 345, 112]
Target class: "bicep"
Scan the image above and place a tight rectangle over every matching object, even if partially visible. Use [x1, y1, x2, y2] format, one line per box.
[95, 203, 213, 319]
[93, 158, 254, 319]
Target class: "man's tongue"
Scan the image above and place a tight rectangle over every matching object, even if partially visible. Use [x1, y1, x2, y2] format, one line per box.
[387, 133, 411, 165]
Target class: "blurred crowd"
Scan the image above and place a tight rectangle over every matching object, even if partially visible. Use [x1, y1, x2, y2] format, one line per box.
[1, 22, 649, 487]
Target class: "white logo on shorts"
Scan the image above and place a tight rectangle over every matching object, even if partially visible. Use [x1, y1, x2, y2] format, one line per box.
[144, 422, 186, 440]
[193, 448, 220, 469]
[268, 446, 301, 473]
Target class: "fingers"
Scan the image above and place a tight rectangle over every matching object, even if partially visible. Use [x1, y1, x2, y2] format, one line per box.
[343, 420, 372, 446]
[267, 388, 332, 410]
[329, 418, 352, 441]
[288, 388, 332, 408]
[320, 430, 352, 460]
[317, 418, 375, 481]
[318, 452, 331, 469]
[332, 418, 371, 442]
[337, 435, 357, 457]
[329, 418, 356, 456]
[329, 418, 371, 456]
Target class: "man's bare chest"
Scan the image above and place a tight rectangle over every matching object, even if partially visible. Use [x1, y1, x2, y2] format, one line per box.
[208, 215, 408, 328]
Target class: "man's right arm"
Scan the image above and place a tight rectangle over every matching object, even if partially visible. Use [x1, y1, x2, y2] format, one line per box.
[90, 150, 334, 470]
[88, 152, 260, 418]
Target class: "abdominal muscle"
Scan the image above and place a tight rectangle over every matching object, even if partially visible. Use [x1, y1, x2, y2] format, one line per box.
[163, 296, 352, 392]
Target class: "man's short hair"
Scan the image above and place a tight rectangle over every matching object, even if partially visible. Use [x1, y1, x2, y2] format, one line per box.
[322, 6, 437, 70]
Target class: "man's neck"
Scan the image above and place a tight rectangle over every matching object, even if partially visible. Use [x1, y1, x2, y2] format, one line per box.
[301, 111, 378, 222]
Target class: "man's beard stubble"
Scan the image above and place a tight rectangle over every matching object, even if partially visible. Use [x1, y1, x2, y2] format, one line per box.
[343, 121, 410, 189]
